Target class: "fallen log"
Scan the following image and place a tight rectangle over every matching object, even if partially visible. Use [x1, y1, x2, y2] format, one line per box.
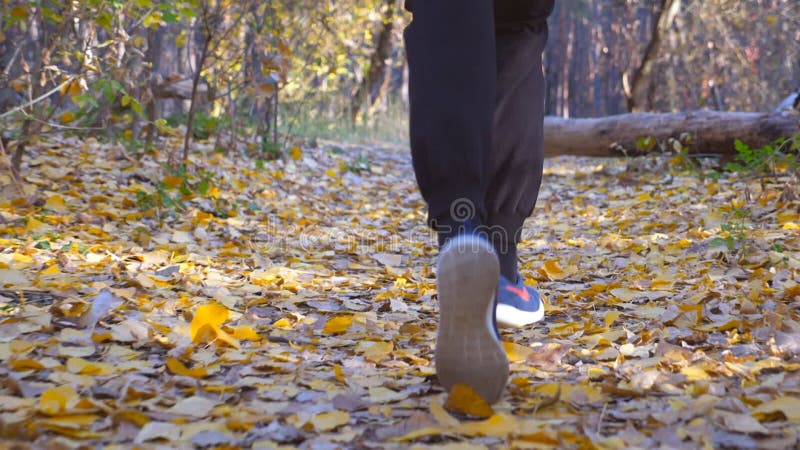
[544, 110, 800, 157]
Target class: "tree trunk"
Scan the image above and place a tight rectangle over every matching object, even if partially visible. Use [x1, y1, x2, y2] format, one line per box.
[544, 111, 800, 157]
[351, 0, 397, 124]
[624, 0, 681, 112]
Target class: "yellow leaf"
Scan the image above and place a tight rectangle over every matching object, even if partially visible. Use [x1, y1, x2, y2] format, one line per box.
[681, 366, 709, 381]
[44, 194, 68, 213]
[190, 303, 239, 348]
[290, 146, 302, 160]
[444, 384, 494, 419]
[232, 325, 261, 341]
[39, 265, 61, 276]
[310, 411, 350, 432]
[60, 112, 75, 124]
[26, 217, 46, 232]
[60, 78, 84, 96]
[113, 410, 151, 427]
[166, 357, 208, 378]
[10, 5, 27, 19]
[604, 311, 622, 329]
[323, 315, 353, 335]
[540, 260, 565, 280]
[430, 401, 459, 427]
[39, 414, 99, 429]
[503, 341, 534, 363]
[162, 175, 184, 189]
[333, 364, 346, 383]
[326, 168, 338, 177]
[39, 386, 79, 415]
[9, 359, 44, 371]
[273, 317, 292, 329]
[141, 11, 164, 29]
[67, 357, 114, 376]
[9, 78, 26, 93]
[751, 396, 800, 422]
[356, 340, 393, 363]
[454, 413, 519, 438]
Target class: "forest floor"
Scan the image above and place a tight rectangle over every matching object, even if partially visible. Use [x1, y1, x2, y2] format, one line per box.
[1, 135, 799, 449]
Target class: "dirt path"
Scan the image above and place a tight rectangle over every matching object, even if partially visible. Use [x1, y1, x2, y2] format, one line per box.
[1, 137, 799, 448]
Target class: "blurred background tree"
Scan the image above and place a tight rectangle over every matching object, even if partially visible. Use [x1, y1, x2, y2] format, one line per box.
[0, 0, 798, 171]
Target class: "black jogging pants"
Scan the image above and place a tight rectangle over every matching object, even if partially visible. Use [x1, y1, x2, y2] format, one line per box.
[404, 0, 554, 248]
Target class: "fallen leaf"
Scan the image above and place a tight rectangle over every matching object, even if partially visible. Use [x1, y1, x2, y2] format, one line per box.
[323, 315, 353, 335]
[540, 260, 566, 280]
[503, 341, 535, 363]
[167, 396, 218, 418]
[751, 396, 800, 422]
[356, 340, 393, 363]
[232, 325, 261, 341]
[190, 303, 239, 348]
[444, 384, 494, 419]
[134, 421, 181, 443]
[166, 357, 208, 378]
[39, 385, 79, 415]
[310, 411, 350, 432]
[720, 412, 769, 434]
[430, 401, 459, 427]
[372, 253, 403, 267]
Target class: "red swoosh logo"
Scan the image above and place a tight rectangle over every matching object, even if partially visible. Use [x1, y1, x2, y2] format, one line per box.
[506, 285, 530, 302]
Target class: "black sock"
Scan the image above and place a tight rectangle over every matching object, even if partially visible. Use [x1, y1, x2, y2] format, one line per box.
[495, 243, 518, 282]
[487, 219, 522, 281]
[436, 219, 479, 248]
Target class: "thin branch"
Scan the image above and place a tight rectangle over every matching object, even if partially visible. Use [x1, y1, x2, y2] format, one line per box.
[0, 76, 75, 121]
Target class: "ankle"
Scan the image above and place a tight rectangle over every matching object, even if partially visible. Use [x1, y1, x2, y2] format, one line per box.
[497, 250, 518, 282]
[436, 219, 481, 247]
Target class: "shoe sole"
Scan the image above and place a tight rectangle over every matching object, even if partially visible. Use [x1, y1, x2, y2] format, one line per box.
[496, 301, 545, 329]
[435, 235, 509, 404]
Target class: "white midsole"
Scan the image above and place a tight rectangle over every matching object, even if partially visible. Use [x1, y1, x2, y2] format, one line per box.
[495, 302, 545, 329]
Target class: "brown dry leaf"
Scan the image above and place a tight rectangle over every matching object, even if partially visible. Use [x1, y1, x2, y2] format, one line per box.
[525, 342, 571, 371]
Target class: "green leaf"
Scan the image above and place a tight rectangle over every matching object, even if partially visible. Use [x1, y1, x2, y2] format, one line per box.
[734, 139, 749, 154]
[97, 11, 114, 32]
[636, 136, 656, 152]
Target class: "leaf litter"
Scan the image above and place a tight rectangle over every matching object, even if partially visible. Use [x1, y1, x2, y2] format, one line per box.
[0, 136, 799, 448]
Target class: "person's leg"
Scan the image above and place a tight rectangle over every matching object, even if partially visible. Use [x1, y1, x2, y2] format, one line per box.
[404, 0, 496, 239]
[487, 0, 554, 328]
[404, 0, 509, 403]
[487, 1, 553, 282]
